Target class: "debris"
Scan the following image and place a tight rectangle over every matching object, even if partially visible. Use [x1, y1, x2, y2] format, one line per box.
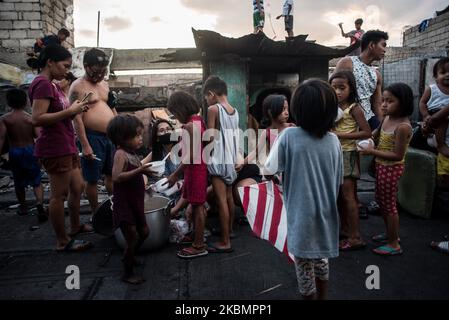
[0, 176, 11, 188]
[257, 284, 283, 296]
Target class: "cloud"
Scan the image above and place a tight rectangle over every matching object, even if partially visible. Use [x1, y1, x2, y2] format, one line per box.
[78, 29, 96, 38]
[150, 16, 163, 23]
[179, 0, 448, 46]
[103, 16, 133, 32]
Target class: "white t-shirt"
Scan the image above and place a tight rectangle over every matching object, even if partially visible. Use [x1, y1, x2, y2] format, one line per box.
[283, 0, 294, 16]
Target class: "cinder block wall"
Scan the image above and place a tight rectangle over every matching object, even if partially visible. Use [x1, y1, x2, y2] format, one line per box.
[381, 57, 422, 121]
[403, 11, 449, 48]
[0, 0, 74, 53]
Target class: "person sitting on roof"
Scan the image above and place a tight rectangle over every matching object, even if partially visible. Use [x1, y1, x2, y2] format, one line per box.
[27, 28, 71, 69]
[33, 28, 71, 55]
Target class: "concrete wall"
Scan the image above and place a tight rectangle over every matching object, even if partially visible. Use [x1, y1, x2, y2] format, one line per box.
[381, 54, 448, 122]
[110, 73, 202, 88]
[403, 11, 449, 48]
[381, 57, 423, 121]
[0, 0, 74, 53]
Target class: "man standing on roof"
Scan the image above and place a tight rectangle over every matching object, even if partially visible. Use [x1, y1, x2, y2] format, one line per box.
[253, 0, 265, 34]
[277, 0, 294, 38]
[339, 18, 365, 56]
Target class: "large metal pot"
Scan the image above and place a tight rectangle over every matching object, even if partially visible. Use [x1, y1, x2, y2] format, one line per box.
[115, 193, 173, 252]
[92, 192, 173, 252]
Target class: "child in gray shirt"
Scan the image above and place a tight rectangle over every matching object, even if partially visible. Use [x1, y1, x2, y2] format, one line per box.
[265, 79, 343, 300]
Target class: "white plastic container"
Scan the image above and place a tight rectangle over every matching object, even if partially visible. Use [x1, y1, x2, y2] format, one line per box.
[149, 160, 165, 177]
[163, 180, 183, 197]
[357, 138, 374, 151]
[152, 178, 169, 193]
[335, 107, 344, 122]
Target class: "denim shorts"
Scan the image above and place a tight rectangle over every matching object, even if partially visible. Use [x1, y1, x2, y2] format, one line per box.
[78, 129, 114, 183]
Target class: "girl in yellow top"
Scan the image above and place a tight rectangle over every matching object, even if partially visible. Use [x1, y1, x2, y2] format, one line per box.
[330, 71, 371, 251]
[360, 83, 414, 256]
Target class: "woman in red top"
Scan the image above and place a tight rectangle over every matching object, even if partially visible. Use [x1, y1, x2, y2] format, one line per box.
[29, 44, 92, 252]
[167, 91, 208, 259]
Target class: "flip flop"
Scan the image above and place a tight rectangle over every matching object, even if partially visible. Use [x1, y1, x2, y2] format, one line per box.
[206, 242, 234, 253]
[179, 233, 194, 245]
[56, 239, 93, 253]
[371, 233, 401, 244]
[69, 223, 94, 237]
[339, 239, 366, 251]
[210, 227, 236, 239]
[430, 241, 449, 254]
[372, 245, 403, 256]
[177, 246, 208, 259]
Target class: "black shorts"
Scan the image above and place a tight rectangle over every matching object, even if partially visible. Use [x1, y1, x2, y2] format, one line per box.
[285, 15, 294, 31]
[234, 164, 262, 185]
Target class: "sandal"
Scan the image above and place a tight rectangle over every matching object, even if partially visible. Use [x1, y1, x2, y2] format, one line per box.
[179, 233, 194, 244]
[430, 241, 449, 254]
[339, 239, 366, 251]
[177, 245, 208, 259]
[372, 245, 403, 256]
[371, 233, 401, 244]
[69, 223, 94, 237]
[206, 242, 234, 253]
[57, 238, 93, 252]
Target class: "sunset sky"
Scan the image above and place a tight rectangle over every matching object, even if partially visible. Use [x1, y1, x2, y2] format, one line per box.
[72, 0, 448, 49]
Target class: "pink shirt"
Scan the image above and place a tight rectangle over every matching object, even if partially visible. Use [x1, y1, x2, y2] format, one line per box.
[28, 75, 78, 158]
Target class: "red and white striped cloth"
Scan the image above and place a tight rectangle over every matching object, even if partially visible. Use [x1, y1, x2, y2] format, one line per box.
[238, 180, 294, 261]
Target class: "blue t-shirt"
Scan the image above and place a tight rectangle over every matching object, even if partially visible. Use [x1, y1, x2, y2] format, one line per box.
[265, 127, 343, 259]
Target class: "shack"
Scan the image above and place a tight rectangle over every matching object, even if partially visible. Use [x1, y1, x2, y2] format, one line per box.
[159, 29, 356, 131]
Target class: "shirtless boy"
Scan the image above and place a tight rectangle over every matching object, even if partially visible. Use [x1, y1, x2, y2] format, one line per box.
[69, 48, 117, 217]
[0, 88, 47, 222]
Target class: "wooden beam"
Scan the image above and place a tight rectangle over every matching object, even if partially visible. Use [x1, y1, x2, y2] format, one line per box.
[110, 48, 201, 71]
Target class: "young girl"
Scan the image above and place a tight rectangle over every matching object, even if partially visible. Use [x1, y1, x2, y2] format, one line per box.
[166, 91, 209, 259]
[359, 83, 414, 256]
[204, 76, 239, 253]
[265, 80, 343, 300]
[244, 94, 295, 166]
[330, 71, 371, 251]
[107, 115, 154, 284]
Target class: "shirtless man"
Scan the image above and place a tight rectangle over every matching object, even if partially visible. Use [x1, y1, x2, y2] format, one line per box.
[0, 88, 46, 222]
[69, 48, 117, 217]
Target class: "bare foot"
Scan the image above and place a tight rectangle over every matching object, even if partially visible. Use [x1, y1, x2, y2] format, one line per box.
[122, 274, 145, 285]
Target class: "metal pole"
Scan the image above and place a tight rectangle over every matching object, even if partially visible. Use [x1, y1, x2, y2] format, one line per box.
[97, 11, 100, 47]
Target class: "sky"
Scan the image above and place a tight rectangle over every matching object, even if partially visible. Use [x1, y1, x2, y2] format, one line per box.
[72, 0, 448, 49]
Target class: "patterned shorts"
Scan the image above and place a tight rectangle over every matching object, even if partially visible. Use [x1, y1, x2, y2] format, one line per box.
[294, 257, 329, 297]
[343, 150, 360, 179]
[375, 163, 405, 216]
[437, 152, 449, 176]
